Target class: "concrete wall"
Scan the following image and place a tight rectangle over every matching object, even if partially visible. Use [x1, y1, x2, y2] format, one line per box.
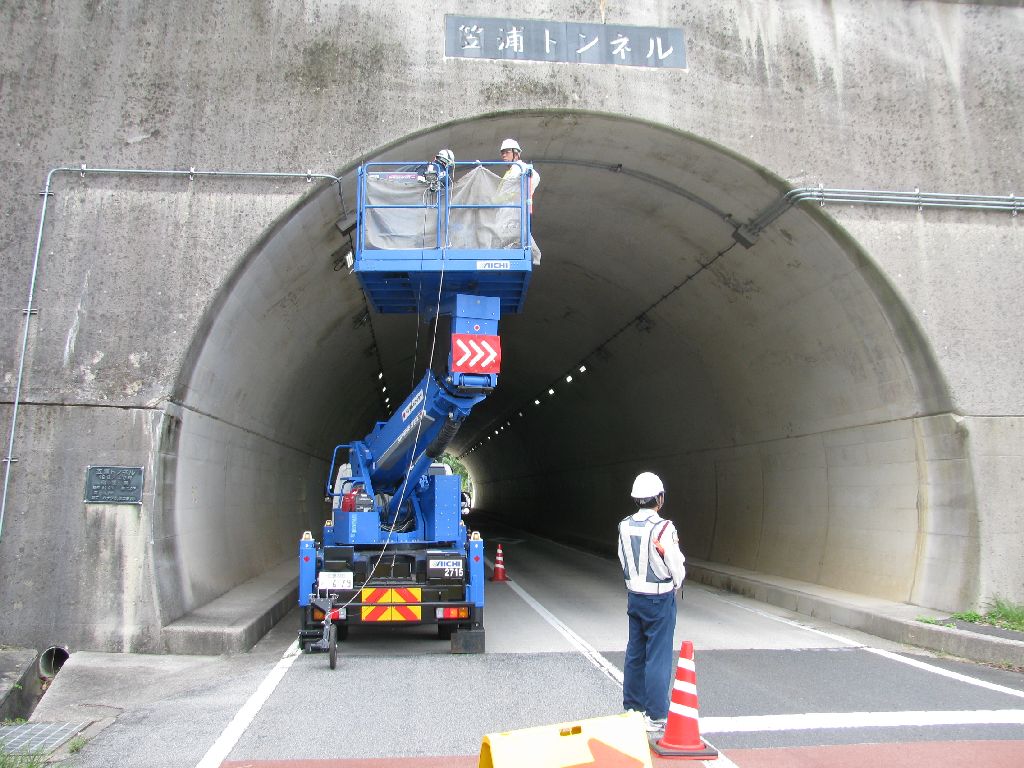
[0, 0, 1021, 651]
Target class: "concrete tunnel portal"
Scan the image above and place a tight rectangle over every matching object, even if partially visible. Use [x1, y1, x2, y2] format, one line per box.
[163, 111, 974, 634]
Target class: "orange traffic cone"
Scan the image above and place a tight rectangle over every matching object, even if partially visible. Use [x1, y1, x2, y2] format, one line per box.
[491, 543, 509, 581]
[650, 640, 718, 760]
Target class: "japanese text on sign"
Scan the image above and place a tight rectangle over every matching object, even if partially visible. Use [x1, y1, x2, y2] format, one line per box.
[84, 466, 145, 504]
[445, 15, 686, 69]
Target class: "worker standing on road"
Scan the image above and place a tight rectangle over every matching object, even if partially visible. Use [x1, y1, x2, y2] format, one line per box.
[617, 471, 687, 733]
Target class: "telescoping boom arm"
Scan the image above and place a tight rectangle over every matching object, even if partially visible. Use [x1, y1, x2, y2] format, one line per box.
[335, 293, 501, 530]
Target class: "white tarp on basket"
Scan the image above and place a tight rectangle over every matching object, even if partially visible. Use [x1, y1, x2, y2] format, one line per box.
[363, 165, 541, 264]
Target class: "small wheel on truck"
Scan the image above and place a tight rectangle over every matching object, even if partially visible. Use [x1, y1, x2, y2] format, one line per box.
[328, 624, 338, 669]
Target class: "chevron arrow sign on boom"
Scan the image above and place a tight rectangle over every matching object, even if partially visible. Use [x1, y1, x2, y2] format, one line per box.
[452, 333, 501, 374]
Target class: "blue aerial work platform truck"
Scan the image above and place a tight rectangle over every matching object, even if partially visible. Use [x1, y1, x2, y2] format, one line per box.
[298, 154, 536, 663]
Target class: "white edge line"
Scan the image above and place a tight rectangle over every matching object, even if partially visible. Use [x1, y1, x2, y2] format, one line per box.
[487, 558, 622, 685]
[194, 639, 302, 768]
[488, 559, 739, 767]
[701, 709, 1024, 733]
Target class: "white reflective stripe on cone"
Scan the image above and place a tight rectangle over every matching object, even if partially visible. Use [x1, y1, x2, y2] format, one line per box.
[673, 679, 698, 695]
[669, 702, 700, 720]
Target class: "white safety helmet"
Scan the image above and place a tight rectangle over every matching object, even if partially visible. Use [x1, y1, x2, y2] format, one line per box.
[631, 472, 665, 499]
[500, 138, 522, 153]
[436, 149, 454, 166]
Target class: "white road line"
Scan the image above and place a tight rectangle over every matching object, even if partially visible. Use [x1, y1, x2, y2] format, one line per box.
[489, 559, 739, 768]
[701, 709, 1024, 733]
[708, 593, 1024, 700]
[488, 558, 623, 685]
[194, 639, 301, 768]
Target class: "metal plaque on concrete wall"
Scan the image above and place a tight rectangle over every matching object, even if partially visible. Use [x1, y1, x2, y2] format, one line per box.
[445, 15, 686, 69]
[83, 466, 144, 505]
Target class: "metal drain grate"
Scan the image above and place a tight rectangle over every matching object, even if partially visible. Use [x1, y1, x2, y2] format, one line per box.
[0, 721, 89, 755]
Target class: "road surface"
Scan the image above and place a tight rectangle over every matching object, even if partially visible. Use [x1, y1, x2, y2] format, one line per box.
[38, 522, 1024, 767]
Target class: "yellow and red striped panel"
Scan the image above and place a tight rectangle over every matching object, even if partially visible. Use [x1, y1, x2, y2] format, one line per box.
[360, 587, 422, 622]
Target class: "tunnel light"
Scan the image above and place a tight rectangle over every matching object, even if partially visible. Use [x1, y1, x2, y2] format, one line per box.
[378, 372, 383, 379]
[548, 388, 555, 396]
[579, 364, 587, 373]
[518, 411, 524, 417]
[565, 374, 573, 383]
[534, 399, 541, 406]
[381, 385, 387, 393]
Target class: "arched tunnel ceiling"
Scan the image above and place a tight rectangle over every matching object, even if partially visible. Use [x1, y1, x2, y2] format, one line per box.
[176, 111, 964, 608]
[340, 112, 946, 457]
[180, 108, 951, 484]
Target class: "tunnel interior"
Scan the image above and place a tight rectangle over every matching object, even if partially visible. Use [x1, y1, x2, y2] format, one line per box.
[160, 111, 977, 624]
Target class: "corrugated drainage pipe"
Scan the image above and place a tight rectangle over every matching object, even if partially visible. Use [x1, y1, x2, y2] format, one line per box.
[0, 165, 345, 544]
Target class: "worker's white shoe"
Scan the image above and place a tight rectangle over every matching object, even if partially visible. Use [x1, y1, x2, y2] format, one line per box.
[644, 715, 667, 733]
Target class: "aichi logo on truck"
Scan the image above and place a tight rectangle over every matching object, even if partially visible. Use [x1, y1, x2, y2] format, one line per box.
[430, 559, 462, 569]
[476, 260, 511, 270]
[429, 558, 464, 578]
[401, 389, 425, 421]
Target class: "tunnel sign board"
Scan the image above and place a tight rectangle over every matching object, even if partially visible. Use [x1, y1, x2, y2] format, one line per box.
[445, 15, 686, 69]
[84, 466, 144, 505]
[452, 333, 501, 374]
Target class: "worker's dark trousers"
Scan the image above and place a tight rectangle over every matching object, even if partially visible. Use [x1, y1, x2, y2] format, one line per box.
[622, 590, 677, 720]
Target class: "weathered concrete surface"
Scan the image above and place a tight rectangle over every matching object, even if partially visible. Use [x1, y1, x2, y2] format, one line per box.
[0, 1, 1022, 651]
[0, 647, 41, 722]
[161, 559, 296, 655]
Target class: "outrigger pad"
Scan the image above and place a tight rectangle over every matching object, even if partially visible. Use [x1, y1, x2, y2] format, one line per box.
[450, 628, 485, 654]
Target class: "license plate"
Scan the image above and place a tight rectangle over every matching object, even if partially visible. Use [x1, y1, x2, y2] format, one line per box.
[428, 558, 464, 579]
[318, 571, 353, 590]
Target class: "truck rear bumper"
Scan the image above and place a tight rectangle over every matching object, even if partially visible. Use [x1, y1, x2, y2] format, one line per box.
[298, 602, 484, 644]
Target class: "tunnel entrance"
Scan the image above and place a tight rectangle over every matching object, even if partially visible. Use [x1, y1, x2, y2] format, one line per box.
[160, 111, 977, 630]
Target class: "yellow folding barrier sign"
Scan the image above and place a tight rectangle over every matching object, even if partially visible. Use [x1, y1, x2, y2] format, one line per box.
[478, 712, 653, 767]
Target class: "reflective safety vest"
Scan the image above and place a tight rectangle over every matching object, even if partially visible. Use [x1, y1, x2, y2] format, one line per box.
[618, 511, 676, 596]
[497, 161, 539, 214]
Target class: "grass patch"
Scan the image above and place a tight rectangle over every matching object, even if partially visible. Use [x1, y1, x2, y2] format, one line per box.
[0, 747, 48, 768]
[949, 610, 983, 624]
[980, 597, 1024, 631]
[66, 736, 86, 754]
[921, 596, 1024, 633]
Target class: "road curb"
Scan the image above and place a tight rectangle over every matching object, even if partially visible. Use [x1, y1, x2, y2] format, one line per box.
[161, 560, 297, 655]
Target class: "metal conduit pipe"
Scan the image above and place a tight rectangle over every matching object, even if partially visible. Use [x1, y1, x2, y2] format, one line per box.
[743, 186, 1020, 241]
[0, 164, 345, 543]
